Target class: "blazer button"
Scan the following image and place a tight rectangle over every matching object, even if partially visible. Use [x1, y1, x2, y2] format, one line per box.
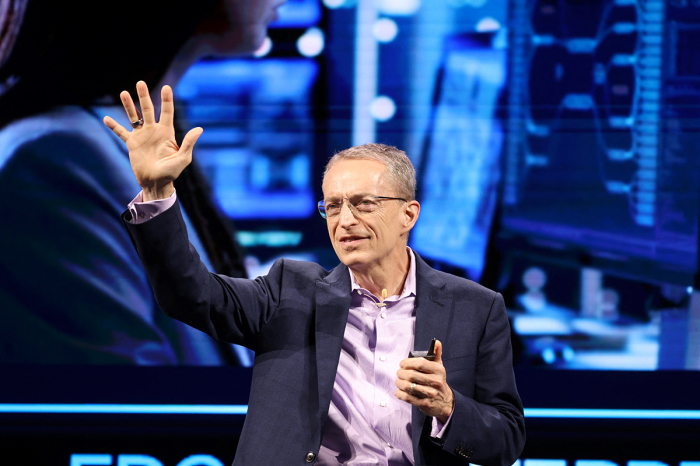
[305, 451, 316, 463]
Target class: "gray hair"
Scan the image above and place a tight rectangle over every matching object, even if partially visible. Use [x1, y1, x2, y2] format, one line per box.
[323, 143, 416, 201]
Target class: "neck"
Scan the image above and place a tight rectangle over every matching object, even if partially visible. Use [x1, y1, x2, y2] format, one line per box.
[351, 247, 411, 300]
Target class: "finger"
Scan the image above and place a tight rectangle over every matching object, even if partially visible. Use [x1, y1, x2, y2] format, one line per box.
[396, 378, 420, 398]
[394, 383, 439, 402]
[180, 127, 203, 156]
[160, 85, 174, 127]
[397, 370, 447, 396]
[434, 340, 444, 365]
[120, 90, 140, 125]
[395, 389, 423, 407]
[395, 388, 412, 404]
[136, 80, 156, 125]
[405, 380, 424, 398]
[396, 369, 432, 386]
[400, 357, 441, 374]
[163, 127, 202, 175]
[103, 116, 130, 143]
[395, 387, 421, 402]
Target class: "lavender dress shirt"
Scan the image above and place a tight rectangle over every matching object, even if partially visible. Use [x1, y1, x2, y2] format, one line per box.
[129, 192, 452, 465]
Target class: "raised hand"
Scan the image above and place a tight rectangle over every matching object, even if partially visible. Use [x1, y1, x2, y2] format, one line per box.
[395, 339, 455, 423]
[103, 81, 203, 201]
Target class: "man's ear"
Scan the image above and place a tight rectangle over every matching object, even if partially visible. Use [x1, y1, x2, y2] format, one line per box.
[402, 200, 420, 232]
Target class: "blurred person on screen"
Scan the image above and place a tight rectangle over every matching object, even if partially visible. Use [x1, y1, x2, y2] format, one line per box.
[0, 0, 283, 364]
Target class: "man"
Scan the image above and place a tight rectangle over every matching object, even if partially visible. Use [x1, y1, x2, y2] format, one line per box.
[106, 82, 525, 465]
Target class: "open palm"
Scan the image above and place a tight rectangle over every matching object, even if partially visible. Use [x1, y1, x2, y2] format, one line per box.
[103, 80, 202, 200]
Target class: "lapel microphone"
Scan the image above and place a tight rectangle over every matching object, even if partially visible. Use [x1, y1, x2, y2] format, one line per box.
[374, 289, 388, 308]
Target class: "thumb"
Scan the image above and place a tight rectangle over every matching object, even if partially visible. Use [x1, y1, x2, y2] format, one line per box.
[434, 339, 444, 365]
[181, 127, 204, 155]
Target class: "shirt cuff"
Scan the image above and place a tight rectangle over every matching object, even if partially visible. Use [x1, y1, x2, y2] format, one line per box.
[127, 189, 177, 224]
[430, 410, 453, 439]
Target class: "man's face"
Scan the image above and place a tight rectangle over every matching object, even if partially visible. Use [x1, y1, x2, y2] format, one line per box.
[322, 159, 415, 272]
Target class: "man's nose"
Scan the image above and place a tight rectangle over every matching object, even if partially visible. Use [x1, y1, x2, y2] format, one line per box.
[338, 199, 358, 226]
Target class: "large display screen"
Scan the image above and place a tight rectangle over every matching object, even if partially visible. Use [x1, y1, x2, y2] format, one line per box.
[500, 0, 700, 370]
[410, 32, 507, 281]
[176, 58, 319, 220]
[2, 0, 700, 425]
[502, 0, 700, 284]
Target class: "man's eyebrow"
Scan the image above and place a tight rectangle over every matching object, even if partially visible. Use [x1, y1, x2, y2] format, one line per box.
[325, 192, 375, 201]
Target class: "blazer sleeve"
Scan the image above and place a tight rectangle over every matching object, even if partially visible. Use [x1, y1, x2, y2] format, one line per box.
[436, 292, 525, 466]
[123, 198, 280, 350]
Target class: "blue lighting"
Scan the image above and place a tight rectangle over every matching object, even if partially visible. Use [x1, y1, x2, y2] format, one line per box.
[541, 348, 556, 364]
[116, 455, 163, 466]
[0, 404, 248, 415]
[524, 409, 700, 420]
[269, 0, 322, 28]
[2, 405, 700, 419]
[525, 460, 566, 466]
[70, 454, 225, 466]
[71, 455, 112, 466]
[176, 456, 224, 466]
[297, 27, 325, 57]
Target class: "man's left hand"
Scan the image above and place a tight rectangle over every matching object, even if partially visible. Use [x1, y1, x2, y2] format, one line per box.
[394, 339, 454, 423]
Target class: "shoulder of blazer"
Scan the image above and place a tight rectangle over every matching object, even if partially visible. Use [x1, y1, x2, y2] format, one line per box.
[264, 257, 349, 287]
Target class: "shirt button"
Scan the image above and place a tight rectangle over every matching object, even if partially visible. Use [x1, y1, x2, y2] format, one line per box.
[139, 213, 145, 219]
[387, 443, 392, 448]
[379, 356, 386, 362]
[305, 451, 316, 462]
[380, 312, 386, 319]
[380, 401, 387, 407]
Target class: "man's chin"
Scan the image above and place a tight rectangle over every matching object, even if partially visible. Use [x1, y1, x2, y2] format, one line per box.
[334, 249, 366, 269]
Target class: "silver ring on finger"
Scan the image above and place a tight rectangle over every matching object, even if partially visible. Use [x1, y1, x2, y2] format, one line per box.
[131, 118, 144, 128]
[409, 382, 416, 396]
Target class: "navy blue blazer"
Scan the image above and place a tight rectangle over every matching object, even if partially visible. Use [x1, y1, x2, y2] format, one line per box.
[123, 200, 525, 466]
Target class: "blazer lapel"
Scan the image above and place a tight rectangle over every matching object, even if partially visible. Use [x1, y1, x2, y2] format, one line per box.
[314, 263, 352, 433]
[411, 253, 450, 456]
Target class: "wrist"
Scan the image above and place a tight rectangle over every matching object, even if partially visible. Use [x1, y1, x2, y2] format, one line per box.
[437, 392, 455, 424]
[142, 182, 175, 201]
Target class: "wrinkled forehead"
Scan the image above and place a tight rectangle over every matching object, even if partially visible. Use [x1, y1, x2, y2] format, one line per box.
[322, 159, 390, 198]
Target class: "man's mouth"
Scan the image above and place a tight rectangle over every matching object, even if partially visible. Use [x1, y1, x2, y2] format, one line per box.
[339, 235, 367, 244]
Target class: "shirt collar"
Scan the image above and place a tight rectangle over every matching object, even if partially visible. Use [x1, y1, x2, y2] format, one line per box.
[349, 247, 417, 299]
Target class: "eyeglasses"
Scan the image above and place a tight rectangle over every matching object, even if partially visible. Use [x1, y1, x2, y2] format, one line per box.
[318, 196, 407, 219]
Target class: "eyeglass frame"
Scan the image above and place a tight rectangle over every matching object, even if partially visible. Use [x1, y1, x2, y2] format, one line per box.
[317, 195, 408, 219]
